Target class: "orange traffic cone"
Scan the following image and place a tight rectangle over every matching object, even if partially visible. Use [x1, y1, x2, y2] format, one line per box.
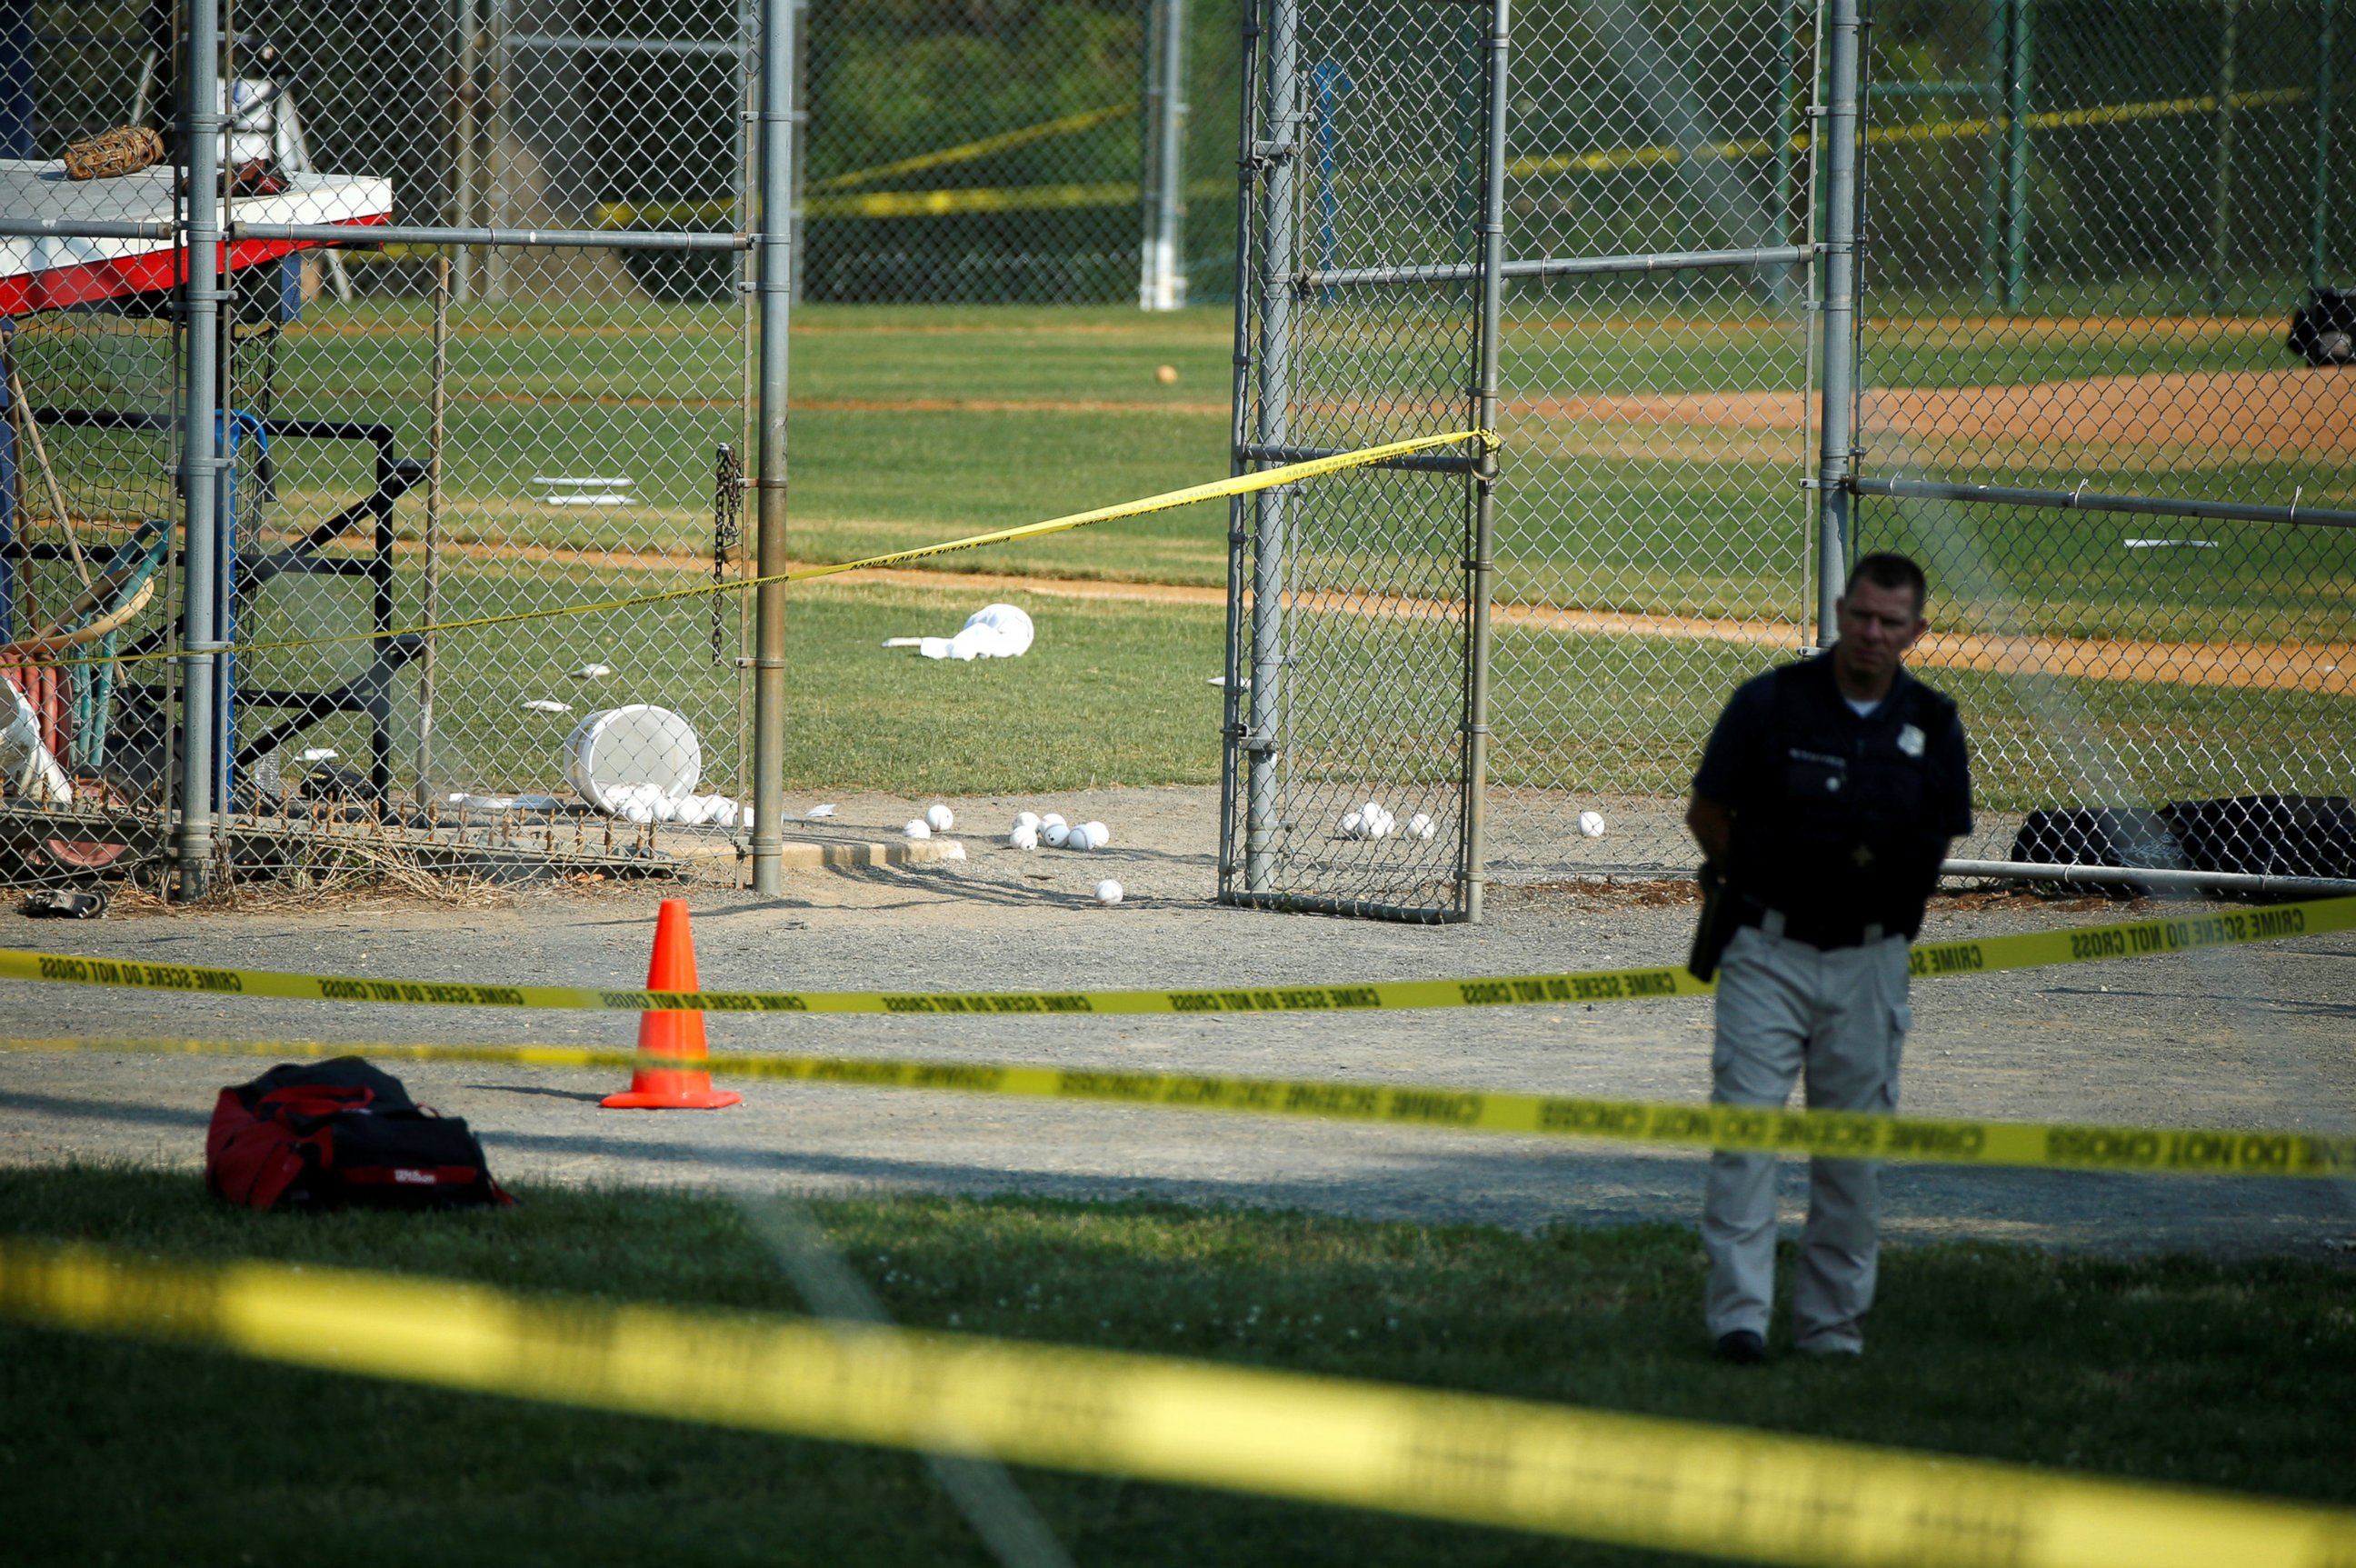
[602, 898, 743, 1110]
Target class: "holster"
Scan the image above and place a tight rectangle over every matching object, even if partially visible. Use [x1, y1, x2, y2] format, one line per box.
[1687, 861, 1736, 983]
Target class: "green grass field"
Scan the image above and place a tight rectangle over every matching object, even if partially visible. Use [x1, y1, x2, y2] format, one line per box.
[244, 573, 1227, 798]
[5, 1168, 2351, 1568]
[245, 299, 2351, 631]
[243, 553, 2339, 836]
[31, 295, 2331, 808]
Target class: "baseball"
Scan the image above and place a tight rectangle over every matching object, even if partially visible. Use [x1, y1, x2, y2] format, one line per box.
[1578, 810, 1607, 838]
[1041, 813, 1067, 830]
[1066, 824, 1094, 852]
[1154, 365, 1178, 384]
[1009, 824, 1039, 850]
[1013, 810, 1041, 832]
[1407, 812, 1436, 841]
[1043, 822, 1071, 847]
[903, 818, 931, 839]
[1340, 810, 1363, 838]
[1095, 878, 1124, 904]
[924, 803, 954, 833]
[1080, 820, 1109, 848]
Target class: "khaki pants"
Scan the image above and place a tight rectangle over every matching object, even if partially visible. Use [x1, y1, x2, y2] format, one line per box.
[1702, 920, 1912, 1353]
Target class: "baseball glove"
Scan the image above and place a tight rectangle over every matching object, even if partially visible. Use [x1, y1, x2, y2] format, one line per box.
[63, 125, 165, 181]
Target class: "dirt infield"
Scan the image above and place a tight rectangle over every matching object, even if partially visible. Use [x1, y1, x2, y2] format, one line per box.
[1512, 368, 2356, 458]
[1348, 596, 2350, 695]
[268, 389, 1229, 416]
[344, 545, 2345, 697]
[803, 570, 2349, 697]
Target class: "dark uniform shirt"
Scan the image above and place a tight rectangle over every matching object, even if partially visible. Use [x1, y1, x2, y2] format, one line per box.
[1693, 649, 1972, 944]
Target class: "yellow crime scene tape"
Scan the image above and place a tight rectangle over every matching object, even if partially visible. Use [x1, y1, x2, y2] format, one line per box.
[10, 1033, 2354, 1178]
[2, 1236, 2351, 1567]
[806, 182, 1142, 219]
[5, 894, 2347, 1018]
[28, 430, 1489, 673]
[801, 175, 1226, 219]
[1510, 85, 2306, 179]
[599, 175, 1232, 227]
[812, 103, 1140, 192]
[600, 87, 2308, 225]
[594, 102, 1143, 226]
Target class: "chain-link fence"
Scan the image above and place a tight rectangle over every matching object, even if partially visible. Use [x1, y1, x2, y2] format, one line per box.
[5, 0, 761, 892]
[801, 0, 1241, 303]
[8, 0, 2347, 904]
[3, 0, 1243, 898]
[1225, 0, 2351, 914]
[230, 0, 757, 887]
[1482, 0, 1821, 880]
[1852, 0, 2355, 878]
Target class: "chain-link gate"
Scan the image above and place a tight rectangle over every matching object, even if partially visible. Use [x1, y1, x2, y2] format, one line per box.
[1219, 0, 1821, 913]
[1218, 0, 1505, 920]
[1484, 0, 1822, 878]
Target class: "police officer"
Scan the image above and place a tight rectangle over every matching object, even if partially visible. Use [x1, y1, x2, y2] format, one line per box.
[1685, 552, 1972, 1363]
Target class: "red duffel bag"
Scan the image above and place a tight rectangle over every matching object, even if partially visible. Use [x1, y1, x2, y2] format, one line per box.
[206, 1056, 514, 1213]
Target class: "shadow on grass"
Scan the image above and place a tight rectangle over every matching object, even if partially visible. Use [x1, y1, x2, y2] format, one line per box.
[3, 1166, 2352, 1566]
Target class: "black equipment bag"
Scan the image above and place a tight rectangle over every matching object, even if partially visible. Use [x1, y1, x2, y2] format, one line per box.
[2288, 286, 2356, 365]
[2009, 806, 2181, 889]
[206, 1056, 514, 1213]
[2161, 794, 2356, 881]
[2009, 795, 2355, 893]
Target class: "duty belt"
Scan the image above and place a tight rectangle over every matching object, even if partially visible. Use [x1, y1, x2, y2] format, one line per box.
[1736, 898, 1892, 953]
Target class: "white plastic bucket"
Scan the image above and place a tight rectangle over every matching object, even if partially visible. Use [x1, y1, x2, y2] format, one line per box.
[564, 704, 701, 812]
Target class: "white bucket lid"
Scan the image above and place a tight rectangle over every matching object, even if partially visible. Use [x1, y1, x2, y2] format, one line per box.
[564, 704, 702, 811]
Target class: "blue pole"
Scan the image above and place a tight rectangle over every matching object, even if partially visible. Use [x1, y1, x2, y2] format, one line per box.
[1312, 59, 1348, 296]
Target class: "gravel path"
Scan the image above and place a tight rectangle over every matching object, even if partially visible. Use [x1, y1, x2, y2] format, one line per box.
[6, 784, 2352, 1259]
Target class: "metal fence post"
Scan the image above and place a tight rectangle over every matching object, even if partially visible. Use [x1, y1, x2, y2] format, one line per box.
[2210, 0, 2241, 313]
[1243, 0, 1295, 895]
[1977, 0, 2006, 306]
[750, 0, 794, 896]
[175, 0, 226, 899]
[452, 0, 480, 302]
[2318, 0, 2339, 295]
[1218, 0, 1261, 899]
[1161, 0, 1188, 309]
[1814, 0, 1862, 645]
[1139, 0, 1163, 306]
[1772, 0, 1801, 305]
[1462, 0, 1510, 924]
[2002, 0, 2032, 310]
[790, 0, 807, 305]
[1138, 0, 1189, 311]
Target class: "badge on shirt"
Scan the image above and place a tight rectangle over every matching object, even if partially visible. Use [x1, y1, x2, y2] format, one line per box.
[1897, 724, 1926, 758]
